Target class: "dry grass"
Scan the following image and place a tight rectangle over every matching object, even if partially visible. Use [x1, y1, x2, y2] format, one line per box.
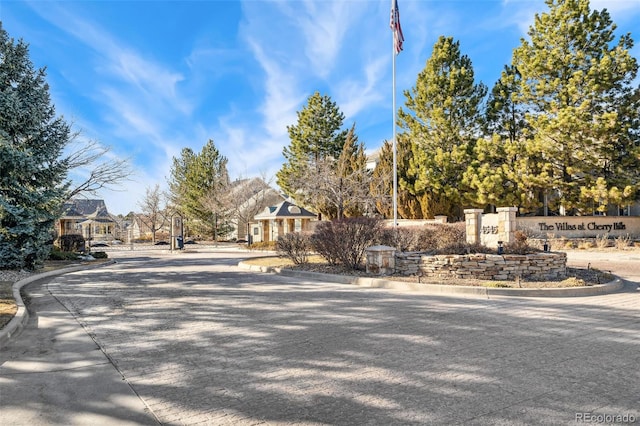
[0, 259, 106, 330]
[0, 281, 17, 328]
[246, 255, 326, 268]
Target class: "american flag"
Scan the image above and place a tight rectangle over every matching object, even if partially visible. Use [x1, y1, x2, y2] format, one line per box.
[390, 0, 404, 54]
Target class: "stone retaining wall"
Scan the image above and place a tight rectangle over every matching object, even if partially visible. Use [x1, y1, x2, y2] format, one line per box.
[395, 252, 567, 280]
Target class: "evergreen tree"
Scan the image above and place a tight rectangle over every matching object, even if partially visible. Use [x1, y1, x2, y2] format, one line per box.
[512, 0, 640, 213]
[370, 142, 393, 219]
[462, 134, 551, 212]
[276, 91, 347, 214]
[333, 125, 370, 219]
[285, 124, 371, 220]
[0, 24, 71, 269]
[168, 139, 229, 238]
[464, 65, 542, 212]
[398, 36, 487, 219]
[485, 65, 528, 144]
[168, 147, 196, 212]
[371, 138, 424, 219]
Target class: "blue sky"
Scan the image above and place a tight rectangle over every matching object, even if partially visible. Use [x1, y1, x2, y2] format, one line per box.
[2, 0, 640, 215]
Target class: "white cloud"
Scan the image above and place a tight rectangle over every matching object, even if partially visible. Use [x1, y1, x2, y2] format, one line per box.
[337, 55, 387, 119]
[104, 50, 190, 114]
[26, 2, 193, 136]
[280, 0, 359, 79]
[246, 37, 303, 141]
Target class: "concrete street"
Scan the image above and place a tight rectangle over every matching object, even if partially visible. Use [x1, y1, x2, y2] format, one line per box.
[1, 249, 639, 425]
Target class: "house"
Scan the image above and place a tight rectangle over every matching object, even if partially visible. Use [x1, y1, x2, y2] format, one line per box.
[224, 178, 285, 241]
[57, 199, 119, 244]
[251, 200, 317, 243]
[129, 213, 170, 242]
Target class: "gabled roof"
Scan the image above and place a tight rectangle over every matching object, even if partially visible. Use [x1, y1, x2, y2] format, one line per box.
[62, 199, 109, 216]
[254, 200, 317, 220]
[61, 199, 116, 223]
[228, 178, 285, 215]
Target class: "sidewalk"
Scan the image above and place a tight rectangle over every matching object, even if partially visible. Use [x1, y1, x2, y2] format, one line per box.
[0, 275, 158, 425]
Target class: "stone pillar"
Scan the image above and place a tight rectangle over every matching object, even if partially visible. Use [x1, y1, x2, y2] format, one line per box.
[464, 209, 484, 245]
[497, 207, 517, 245]
[365, 245, 396, 276]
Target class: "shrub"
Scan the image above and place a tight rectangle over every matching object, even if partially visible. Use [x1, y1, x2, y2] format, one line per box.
[309, 224, 340, 266]
[311, 217, 383, 269]
[614, 234, 632, 249]
[578, 240, 594, 250]
[453, 242, 494, 255]
[58, 234, 85, 252]
[91, 251, 108, 259]
[432, 222, 466, 251]
[48, 249, 79, 260]
[503, 230, 538, 255]
[414, 226, 438, 251]
[595, 233, 609, 249]
[378, 227, 419, 252]
[383, 222, 494, 254]
[276, 233, 310, 264]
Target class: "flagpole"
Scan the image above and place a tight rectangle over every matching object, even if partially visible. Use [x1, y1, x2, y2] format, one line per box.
[392, 39, 398, 228]
[390, 0, 402, 228]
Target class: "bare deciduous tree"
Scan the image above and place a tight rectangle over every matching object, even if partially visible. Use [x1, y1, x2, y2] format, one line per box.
[219, 175, 283, 240]
[288, 127, 377, 220]
[199, 183, 231, 241]
[137, 184, 168, 243]
[65, 138, 133, 199]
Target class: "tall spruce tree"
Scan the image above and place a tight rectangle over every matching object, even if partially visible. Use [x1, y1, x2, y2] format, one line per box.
[0, 24, 71, 269]
[168, 139, 229, 237]
[276, 91, 347, 215]
[398, 36, 487, 219]
[512, 0, 640, 214]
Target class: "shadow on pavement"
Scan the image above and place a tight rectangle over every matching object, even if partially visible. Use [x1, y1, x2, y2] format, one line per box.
[2, 252, 639, 425]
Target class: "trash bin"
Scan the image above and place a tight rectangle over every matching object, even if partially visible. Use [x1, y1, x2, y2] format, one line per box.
[177, 236, 184, 249]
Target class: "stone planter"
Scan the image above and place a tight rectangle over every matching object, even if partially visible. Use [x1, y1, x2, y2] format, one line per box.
[395, 251, 567, 281]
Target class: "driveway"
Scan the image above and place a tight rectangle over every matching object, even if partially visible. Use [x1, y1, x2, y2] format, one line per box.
[564, 248, 640, 283]
[1, 250, 639, 425]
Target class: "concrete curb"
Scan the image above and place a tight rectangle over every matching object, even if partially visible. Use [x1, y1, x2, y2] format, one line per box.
[237, 261, 624, 298]
[0, 260, 116, 349]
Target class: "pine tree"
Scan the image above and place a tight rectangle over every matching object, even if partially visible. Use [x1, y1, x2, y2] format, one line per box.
[398, 36, 487, 219]
[463, 134, 551, 211]
[276, 91, 347, 214]
[464, 65, 543, 212]
[0, 24, 71, 269]
[485, 65, 528, 144]
[286, 123, 370, 220]
[512, 0, 640, 213]
[168, 139, 229, 238]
